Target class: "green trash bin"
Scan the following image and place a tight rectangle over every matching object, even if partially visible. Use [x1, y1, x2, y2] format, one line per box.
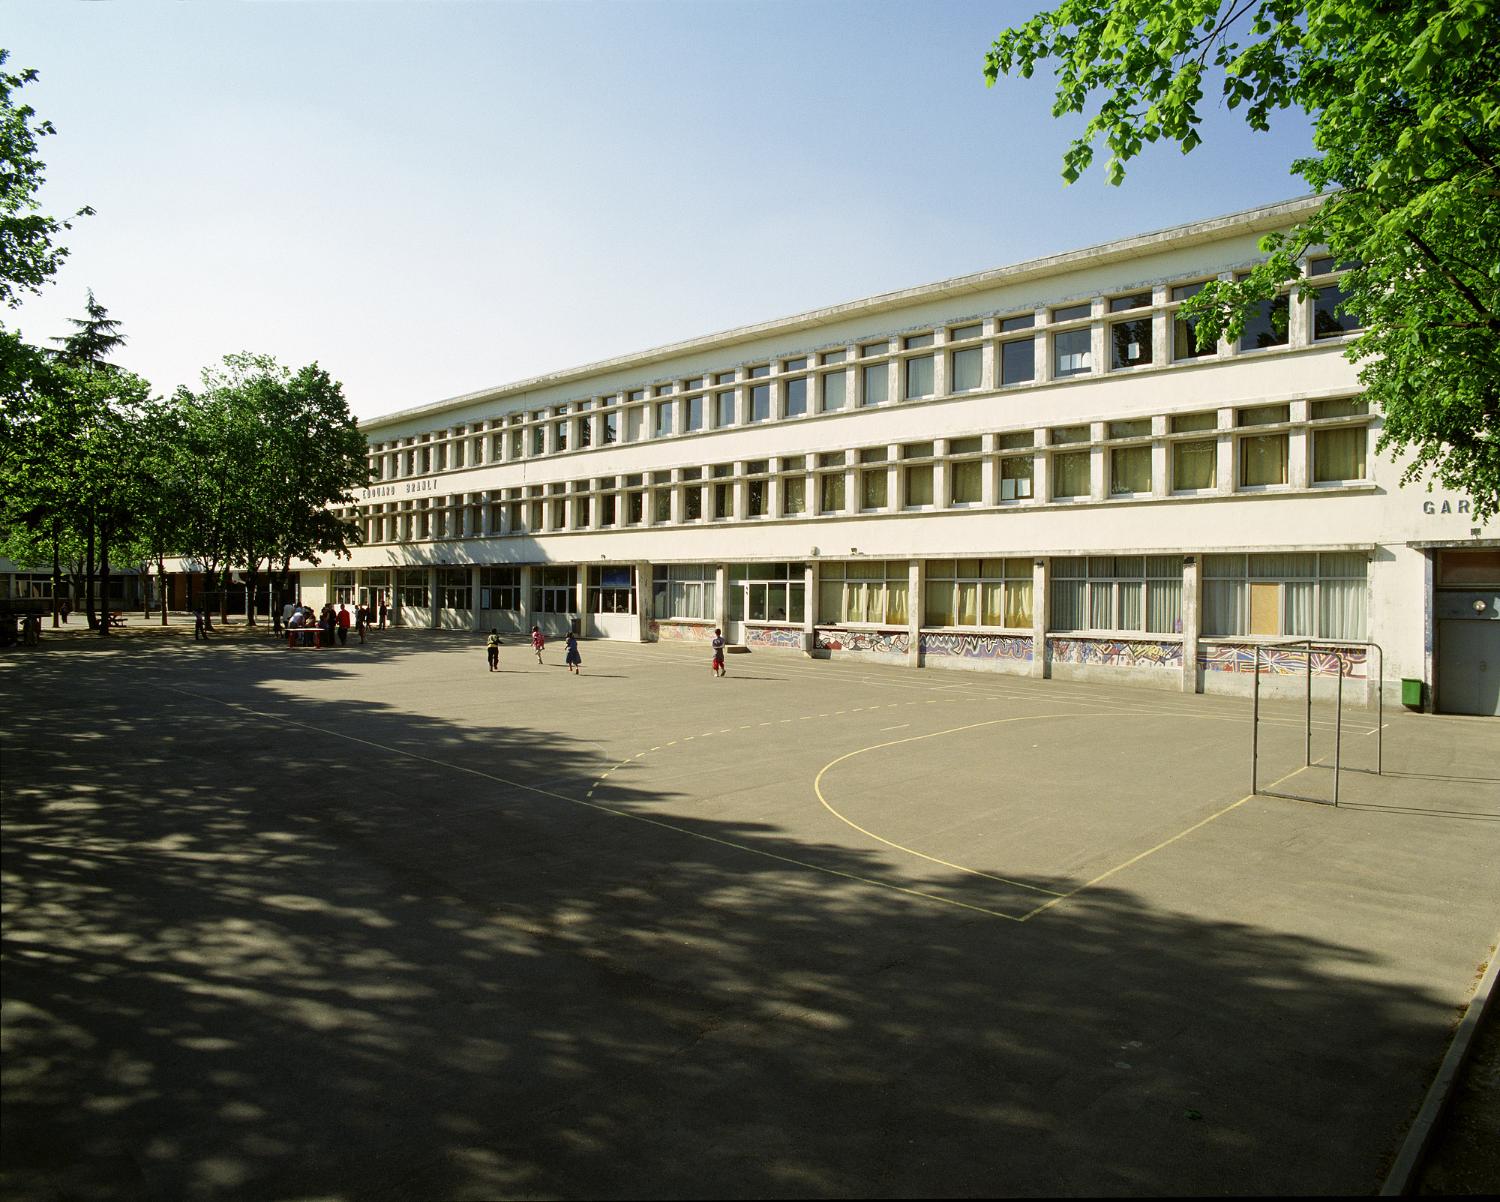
[1401, 678, 1423, 708]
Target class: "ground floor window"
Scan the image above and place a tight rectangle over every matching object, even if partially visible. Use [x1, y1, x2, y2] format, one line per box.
[729, 562, 806, 623]
[589, 565, 636, 614]
[397, 568, 429, 610]
[360, 570, 391, 610]
[480, 566, 521, 610]
[1052, 556, 1182, 634]
[436, 567, 470, 609]
[924, 559, 1032, 628]
[1203, 552, 1366, 640]
[817, 561, 907, 626]
[332, 569, 356, 605]
[653, 564, 716, 621]
[533, 566, 576, 614]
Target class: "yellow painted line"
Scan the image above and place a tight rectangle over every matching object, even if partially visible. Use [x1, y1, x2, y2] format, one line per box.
[162, 685, 1025, 922]
[814, 715, 1070, 897]
[1014, 762, 1313, 922]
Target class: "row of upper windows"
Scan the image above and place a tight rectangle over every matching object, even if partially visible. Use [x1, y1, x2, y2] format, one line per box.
[364, 260, 1359, 478]
[343, 399, 1370, 543]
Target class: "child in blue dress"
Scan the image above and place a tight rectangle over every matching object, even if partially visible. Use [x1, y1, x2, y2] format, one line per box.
[564, 631, 582, 674]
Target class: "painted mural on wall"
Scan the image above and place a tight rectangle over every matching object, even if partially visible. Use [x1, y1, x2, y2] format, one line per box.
[920, 632, 1033, 662]
[745, 625, 805, 650]
[1048, 638, 1183, 669]
[1199, 643, 1367, 677]
[653, 621, 714, 643]
[814, 627, 910, 656]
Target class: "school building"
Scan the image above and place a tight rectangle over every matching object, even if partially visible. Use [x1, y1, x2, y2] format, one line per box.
[231, 198, 1500, 714]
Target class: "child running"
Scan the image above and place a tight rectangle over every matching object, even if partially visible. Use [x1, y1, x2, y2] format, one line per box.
[486, 629, 501, 672]
[564, 631, 582, 675]
[711, 627, 727, 678]
[530, 624, 545, 664]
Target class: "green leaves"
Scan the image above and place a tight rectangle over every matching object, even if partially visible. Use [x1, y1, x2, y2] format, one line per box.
[985, 0, 1500, 517]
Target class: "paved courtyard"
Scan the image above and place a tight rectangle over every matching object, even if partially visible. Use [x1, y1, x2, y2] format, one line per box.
[3, 627, 1497, 1199]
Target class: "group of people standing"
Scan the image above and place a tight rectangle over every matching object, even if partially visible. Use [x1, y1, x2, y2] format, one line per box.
[285, 601, 378, 647]
[486, 624, 583, 674]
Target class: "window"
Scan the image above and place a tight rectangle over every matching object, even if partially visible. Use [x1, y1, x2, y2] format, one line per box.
[1000, 454, 1033, 500]
[480, 567, 521, 611]
[820, 349, 847, 365]
[686, 393, 705, 432]
[1001, 338, 1035, 385]
[625, 406, 645, 442]
[588, 565, 636, 614]
[1312, 426, 1366, 482]
[1203, 553, 1367, 640]
[924, 558, 1032, 628]
[905, 463, 934, 506]
[819, 468, 846, 513]
[1052, 303, 1091, 323]
[683, 481, 703, 521]
[653, 564, 716, 621]
[1052, 450, 1091, 499]
[1310, 259, 1361, 339]
[602, 410, 619, 445]
[949, 437, 984, 504]
[785, 375, 808, 417]
[1053, 328, 1091, 377]
[861, 362, 889, 406]
[1170, 281, 1215, 360]
[1237, 274, 1290, 350]
[951, 346, 982, 392]
[1109, 291, 1152, 313]
[654, 486, 672, 524]
[950, 323, 982, 342]
[861, 465, 889, 510]
[818, 561, 908, 626]
[749, 364, 770, 379]
[554, 420, 568, 452]
[904, 332, 934, 349]
[1052, 556, 1182, 633]
[729, 562, 806, 623]
[1110, 317, 1153, 369]
[783, 474, 807, 515]
[1110, 445, 1152, 495]
[1173, 439, 1217, 491]
[860, 341, 888, 357]
[1238, 405, 1290, 487]
[655, 401, 675, 438]
[821, 369, 847, 411]
[532, 566, 577, 614]
[716, 390, 736, 427]
[905, 354, 934, 399]
[999, 313, 1035, 332]
[397, 568, 429, 610]
[745, 461, 769, 517]
[750, 383, 771, 422]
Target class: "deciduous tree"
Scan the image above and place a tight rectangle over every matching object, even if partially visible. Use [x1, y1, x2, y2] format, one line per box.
[985, 0, 1500, 517]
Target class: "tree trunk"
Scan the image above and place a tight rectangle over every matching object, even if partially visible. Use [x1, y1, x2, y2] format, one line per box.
[246, 562, 260, 627]
[50, 524, 61, 628]
[218, 566, 231, 625]
[158, 558, 170, 626]
[85, 513, 97, 629]
[98, 521, 111, 638]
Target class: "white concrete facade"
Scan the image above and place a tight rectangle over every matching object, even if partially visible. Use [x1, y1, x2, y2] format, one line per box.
[294, 197, 1498, 714]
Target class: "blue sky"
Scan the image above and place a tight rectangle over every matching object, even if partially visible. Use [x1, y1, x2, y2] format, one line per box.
[4, 1, 1316, 419]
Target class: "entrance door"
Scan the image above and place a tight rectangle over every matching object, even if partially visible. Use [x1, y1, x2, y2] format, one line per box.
[726, 581, 747, 645]
[1435, 551, 1500, 716]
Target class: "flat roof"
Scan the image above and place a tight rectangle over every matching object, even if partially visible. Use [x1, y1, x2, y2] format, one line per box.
[362, 194, 1325, 432]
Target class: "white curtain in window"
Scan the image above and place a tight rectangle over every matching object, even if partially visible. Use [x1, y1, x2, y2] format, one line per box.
[1203, 580, 1246, 636]
[1146, 578, 1183, 633]
[1088, 581, 1113, 629]
[1118, 581, 1144, 630]
[1051, 580, 1086, 630]
[1283, 581, 1314, 636]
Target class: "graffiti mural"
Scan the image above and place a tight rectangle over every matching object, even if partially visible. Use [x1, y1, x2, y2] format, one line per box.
[745, 625, 805, 650]
[815, 628, 910, 656]
[1199, 643, 1367, 677]
[1048, 638, 1183, 669]
[655, 621, 714, 643]
[920, 632, 1033, 661]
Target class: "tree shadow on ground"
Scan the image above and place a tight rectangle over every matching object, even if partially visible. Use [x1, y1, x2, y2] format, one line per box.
[0, 639, 1487, 1200]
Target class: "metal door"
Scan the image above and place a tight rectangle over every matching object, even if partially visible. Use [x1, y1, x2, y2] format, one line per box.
[1437, 590, 1500, 716]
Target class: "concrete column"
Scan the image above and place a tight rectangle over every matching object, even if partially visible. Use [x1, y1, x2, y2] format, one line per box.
[1031, 558, 1048, 678]
[427, 566, 438, 629]
[1033, 449, 1051, 505]
[715, 564, 729, 635]
[1181, 555, 1201, 694]
[932, 336, 948, 397]
[575, 570, 588, 636]
[1216, 410, 1235, 494]
[637, 562, 653, 643]
[470, 565, 482, 633]
[1151, 418, 1170, 498]
[520, 565, 533, 632]
[932, 459, 948, 509]
[804, 561, 817, 654]
[908, 560, 922, 669]
[981, 319, 997, 389]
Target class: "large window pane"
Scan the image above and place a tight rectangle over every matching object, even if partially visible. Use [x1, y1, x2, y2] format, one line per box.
[822, 371, 847, 412]
[1240, 434, 1288, 486]
[1173, 440, 1217, 490]
[1001, 339, 1034, 385]
[951, 347, 982, 392]
[785, 376, 808, 417]
[1110, 318, 1153, 369]
[1241, 294, 1290, 350]
[1313, 427, 1366, 482]
[905, 355, 934, 399]
[1053, 451, 1091, 498]
[951, 460, 982, 503]
[862, 363, 889, 406]
[1110, 445, 1151, 495]
[906, 464, 933, 506]
[1053, 329, 1091, 377]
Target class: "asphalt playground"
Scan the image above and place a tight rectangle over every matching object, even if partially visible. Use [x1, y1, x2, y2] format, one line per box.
[2, 624, 1497, 1199]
